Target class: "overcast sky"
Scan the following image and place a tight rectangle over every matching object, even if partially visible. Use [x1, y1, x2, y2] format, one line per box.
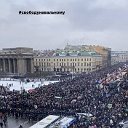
[0, 0, 128, 50]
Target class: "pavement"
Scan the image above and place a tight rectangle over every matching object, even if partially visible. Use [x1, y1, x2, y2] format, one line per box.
[2, 116, 35, 128]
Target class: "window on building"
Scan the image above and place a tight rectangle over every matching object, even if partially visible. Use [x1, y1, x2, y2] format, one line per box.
[81, 59, 83, 61]
[81, 63, 83, 66]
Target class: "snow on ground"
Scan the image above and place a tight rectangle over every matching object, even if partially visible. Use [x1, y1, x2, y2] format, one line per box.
[0, 79, 59, 91]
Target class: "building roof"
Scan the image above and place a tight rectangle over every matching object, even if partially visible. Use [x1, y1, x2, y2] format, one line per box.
[53, 50, 101, 57]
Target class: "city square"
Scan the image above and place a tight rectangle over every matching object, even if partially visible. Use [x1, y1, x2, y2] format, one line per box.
[0, 62, 128, 128]
[1, 0, 128, 128]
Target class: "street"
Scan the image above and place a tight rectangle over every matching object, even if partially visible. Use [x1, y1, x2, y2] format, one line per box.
[2, 116, 35, 128]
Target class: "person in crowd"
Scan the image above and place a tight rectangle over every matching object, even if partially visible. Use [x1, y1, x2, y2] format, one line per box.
[19, 124, 23, 128]
[0, 116, 3, 128]
[3, 113, 7, 126]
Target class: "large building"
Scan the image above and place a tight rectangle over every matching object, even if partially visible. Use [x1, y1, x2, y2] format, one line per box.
[111, 51, 128, 65]
[0, 47, 34, 75]
[89, 45, 111, 67]
[64, 44, 111, 68]
[34, 44, 111, 73]
[34, 50, 102, 73]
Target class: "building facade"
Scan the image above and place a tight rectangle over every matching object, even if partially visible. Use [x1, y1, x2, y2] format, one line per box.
[111, 54, 118, 65]
[64, 45, 111, 68]
[0, 47, 34, 75]
[89, 45, 111, 67]
[111, 51, 128, 65]
[34, 51, 102, 73]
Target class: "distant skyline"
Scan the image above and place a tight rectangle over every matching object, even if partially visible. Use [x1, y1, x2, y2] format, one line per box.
[0, 0, 128, 51]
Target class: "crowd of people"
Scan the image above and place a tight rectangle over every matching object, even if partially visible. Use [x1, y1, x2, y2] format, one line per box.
[0, 63, 128, 128]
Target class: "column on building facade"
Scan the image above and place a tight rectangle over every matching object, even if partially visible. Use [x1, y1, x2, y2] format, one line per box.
[23, 58, 27, 74]
[0, 59, 3, 72]
[5, 59, 9, 72]
[8, 58, 11, 73]
[10, 58, 13, 73]
[13, 59, 16, 73]
[15, 59, 18, 73]
[26, 58, 30, 73]
[3, 58, 6, 72]
[31, 58, 34, 73]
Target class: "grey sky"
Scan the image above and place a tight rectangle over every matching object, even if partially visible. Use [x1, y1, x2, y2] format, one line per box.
[0, 0, 128, 50]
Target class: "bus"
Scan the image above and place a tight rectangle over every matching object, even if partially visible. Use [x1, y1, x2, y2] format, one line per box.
[29, 115, 60, 128]
[49, 116, 76, 128]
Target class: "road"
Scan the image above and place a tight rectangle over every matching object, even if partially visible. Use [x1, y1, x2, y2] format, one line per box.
[2, 116, 35, 128]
